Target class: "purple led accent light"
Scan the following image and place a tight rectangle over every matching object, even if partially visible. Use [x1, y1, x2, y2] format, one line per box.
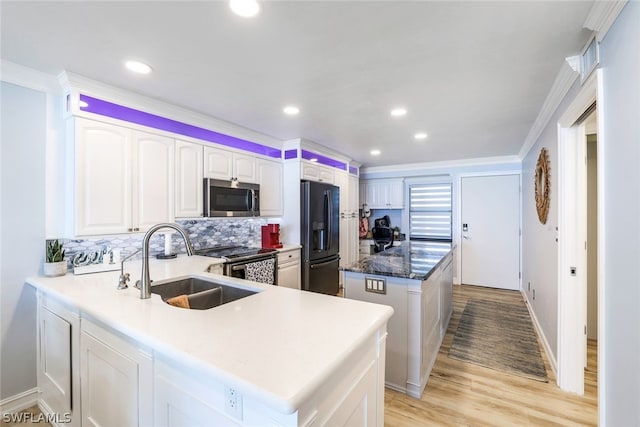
[349, 166, 359, 176]
[79, 94, 281, 159]
[301, 149, 347, 171]
[284, 149, 298, 160]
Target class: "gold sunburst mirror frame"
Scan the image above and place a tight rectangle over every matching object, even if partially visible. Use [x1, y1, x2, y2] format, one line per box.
[535, 148, 551, 224]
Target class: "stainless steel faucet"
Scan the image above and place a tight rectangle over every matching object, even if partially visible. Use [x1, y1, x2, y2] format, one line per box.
[139, 223, 195, 299]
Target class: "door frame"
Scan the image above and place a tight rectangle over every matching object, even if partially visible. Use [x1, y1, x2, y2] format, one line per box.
[456, 171, 522, 290]
[556, 69, 604, 410]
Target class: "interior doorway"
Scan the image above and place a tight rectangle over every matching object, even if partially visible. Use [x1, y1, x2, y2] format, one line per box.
[556, 70, 602, 408]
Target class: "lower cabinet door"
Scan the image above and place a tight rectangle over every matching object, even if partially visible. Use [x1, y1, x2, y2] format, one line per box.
[277, 261, 301, 289]
[80, 330, 140, 427]
[39, 307, 73, 416]
[322, 361, 377, 427]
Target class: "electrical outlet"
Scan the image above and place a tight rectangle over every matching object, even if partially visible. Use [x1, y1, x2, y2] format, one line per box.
[225, 387, 243, 420]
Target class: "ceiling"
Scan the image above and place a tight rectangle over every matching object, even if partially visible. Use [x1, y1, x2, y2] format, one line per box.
[1, 1, 594, 168]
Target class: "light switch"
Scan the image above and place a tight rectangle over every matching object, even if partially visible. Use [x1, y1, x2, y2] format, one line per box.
[365, 277, 386, 294]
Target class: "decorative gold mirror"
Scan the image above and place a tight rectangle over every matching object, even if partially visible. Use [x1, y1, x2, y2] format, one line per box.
[535, 148, 550, 224]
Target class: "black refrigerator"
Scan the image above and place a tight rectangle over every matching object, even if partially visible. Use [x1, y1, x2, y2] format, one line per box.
[300, 180, 340, 295]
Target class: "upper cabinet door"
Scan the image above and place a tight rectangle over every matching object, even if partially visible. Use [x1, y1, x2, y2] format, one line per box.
[387, 179, 404, 209]
[75, 119, 132, 235]
[257, 158, 283, 217]
[204, 146, 233, 180]
[132, 132, 175, 231]
[348, 175, 359, 215]
[333, 170, 349, 215]
[233, 153, 257, 183]
[204, 146, 257, 183]
[362, 179, 404, 209]
[300, 161, 335, 184]
[175, 140, 203, 218]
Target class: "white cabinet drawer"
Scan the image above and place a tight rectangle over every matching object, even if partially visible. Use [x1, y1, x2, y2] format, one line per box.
[278, 248, 301, 264]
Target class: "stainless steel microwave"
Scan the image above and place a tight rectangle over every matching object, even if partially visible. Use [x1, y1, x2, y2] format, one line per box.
[203, 178, 260, 217]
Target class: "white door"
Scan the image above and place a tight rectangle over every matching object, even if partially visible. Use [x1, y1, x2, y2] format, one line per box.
[461, 174, 520, 290]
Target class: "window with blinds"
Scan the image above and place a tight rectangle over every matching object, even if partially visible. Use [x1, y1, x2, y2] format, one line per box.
[409, 183, 452, 241]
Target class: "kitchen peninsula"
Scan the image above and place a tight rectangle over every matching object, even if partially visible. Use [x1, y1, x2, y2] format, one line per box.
[27, 256, 393, 427]
[342, 243, 453, 399]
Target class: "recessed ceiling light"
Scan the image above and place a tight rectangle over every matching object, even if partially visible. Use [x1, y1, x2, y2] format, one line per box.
[229, 0, 260, 17]
[78, 100, 89, 108]
[390, 108, 407, 117]
[414, 132, 428, 140]
[370, 149, 381, 156]
[283, 106, 300, 115]
[309, 158, 318, 162]
[125, 60, 152, 74]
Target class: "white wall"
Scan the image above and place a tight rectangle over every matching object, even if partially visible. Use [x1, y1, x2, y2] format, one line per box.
[598, 1, 640, 423]
[521, 80, 581, 362]
[0, 82, 47, 400]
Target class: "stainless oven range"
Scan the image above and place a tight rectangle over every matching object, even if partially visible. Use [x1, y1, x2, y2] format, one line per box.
[196, 246, 278, 285]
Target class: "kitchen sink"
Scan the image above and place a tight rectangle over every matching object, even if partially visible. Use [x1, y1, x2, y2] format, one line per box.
[151, 277, 258, 310]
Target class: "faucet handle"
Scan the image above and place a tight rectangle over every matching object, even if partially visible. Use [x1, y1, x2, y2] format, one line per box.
[117, 272, 130, 290]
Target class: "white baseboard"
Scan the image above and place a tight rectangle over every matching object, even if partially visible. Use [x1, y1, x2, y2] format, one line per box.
[521, 291, 558, 377]
[0, 387, 39, 415]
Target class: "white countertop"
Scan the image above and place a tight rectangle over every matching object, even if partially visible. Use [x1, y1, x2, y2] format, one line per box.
[26, 255, 393, 415]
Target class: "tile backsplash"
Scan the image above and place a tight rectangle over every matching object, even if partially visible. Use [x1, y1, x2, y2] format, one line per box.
[54, 218, 269, 267]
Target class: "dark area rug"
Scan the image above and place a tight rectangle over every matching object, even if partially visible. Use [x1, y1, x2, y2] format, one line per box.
[448, 299, 548, 382]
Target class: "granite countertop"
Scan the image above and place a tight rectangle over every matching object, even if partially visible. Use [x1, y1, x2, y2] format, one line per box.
[26, 255, 392, 415]
[341, 241, 453, 280]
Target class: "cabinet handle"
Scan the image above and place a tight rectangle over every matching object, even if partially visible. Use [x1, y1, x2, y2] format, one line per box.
[127, 228, 133, 232]
[134, 228, 140, 232]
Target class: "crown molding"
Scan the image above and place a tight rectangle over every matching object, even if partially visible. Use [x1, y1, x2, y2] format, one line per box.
[584, 0, 628, 42]
[518, 60, 579, 160]
[0, 60, 61, 93]
[360, 155, 521, 177]
[518, 0, 627, 161]
[58, 71, 282, 148]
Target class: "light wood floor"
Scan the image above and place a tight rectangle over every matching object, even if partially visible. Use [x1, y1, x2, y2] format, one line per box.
[384, 284, 598, 426]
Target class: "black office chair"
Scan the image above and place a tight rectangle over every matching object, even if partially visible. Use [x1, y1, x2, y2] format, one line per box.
[372, 215, 395, 253]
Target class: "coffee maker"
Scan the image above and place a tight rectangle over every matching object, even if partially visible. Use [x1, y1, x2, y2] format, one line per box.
[261, 224, 283, 249]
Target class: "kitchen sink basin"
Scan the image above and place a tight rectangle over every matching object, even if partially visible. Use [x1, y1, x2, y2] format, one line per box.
[151, 277, 258, 310]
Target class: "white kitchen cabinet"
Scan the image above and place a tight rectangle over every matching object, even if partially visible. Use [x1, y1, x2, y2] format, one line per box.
[155, 361, 242, 427]
[204, 146, 257, 183]
[348, 174, 360, 215]
[73, 118, 174, 235]
[334, 170, 349, 213]
[175, 140, 204, 218]
[277, 247, 301, 289]
[80, 319, 153, 427]
[337, 171, 360, 284]
[257, 158, 283, 217]
[300, 160, 335, 184]
[153, 328, 386, 427]
[37, 295, 80, 427]
[361, 179, 404, 209]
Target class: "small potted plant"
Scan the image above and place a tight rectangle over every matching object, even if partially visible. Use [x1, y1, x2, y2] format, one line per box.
[44, 239, 67, 277]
